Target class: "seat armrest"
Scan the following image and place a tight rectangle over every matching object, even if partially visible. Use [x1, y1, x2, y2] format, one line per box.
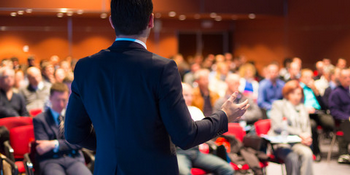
[23, 153, 34, 175]
[1, 155, 19, 175]
[82, 148, 95, 173]
[3, 140, 15, 162]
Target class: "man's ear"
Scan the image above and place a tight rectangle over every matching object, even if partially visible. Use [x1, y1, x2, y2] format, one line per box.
[109, 16, 115, 29]
[148, 13, 154, 29]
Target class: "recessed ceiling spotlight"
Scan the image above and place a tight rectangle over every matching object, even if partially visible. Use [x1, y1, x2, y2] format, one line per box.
[17, 11, 24, 15]
[26, 9, 33, 13]
[57, 13, 64, 18]
[194, 14, 201, 19]
[231, 15, 238, 20]
[10, 12, 17, 17]
[60, 8, 68, 13]
[248, 13, 256, 19]
[215, 16, 222, 21]
[210, 12, 217, 18]
[77, 10, 84, 15]
[168, 11, 176, 17]
[100, 13, 108, 19]
[155, 13, 161, 18]
[67, 11, 73, 16]
[179, 15, 186, 21]
[0, 26, 6, 31]
[23, 45, 29, 53]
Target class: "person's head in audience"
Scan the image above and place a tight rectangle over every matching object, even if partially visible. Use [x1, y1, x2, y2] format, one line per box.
[239, 63, 256, 80]
[190, 63, 201, 73]
[202, 55, 214, 70]
[27, 56, 35, 67]
[14, 70, 25, 89]
[70, 59, 78, 72]
[195, 69, 210, 91]
[288, 61, 301, 80]
[283, 57, 292, 69]
[266, 63, 279, 82]
[315, 61, 324, 76]
[41, 62, 55, 81]
[282, 80, 304, 106]
[27, 67, 42, 88]
[110, 0, 153, 37]
[300, 69, 314, 86]
[0, 67, 15, 91]
[322, 66, 333, 82]
[193, 54, 203, 65]
[63, 73, 74, 95]
[216, 62, 229, 79]
[54, 68, 66, 83]
[333, 67, 342, 85]
[215, 54, 225, 63]
[1, 59, 13, 69]
[182, 83, 193, 106]
[323, 58, 332, 66]
[339, 68, 350, 89]
[225, 74, 240, 95]
[10, 57, 19, 69]
[224, 53, 233, 62]
[336, 58, 347, 69]
[293, 57, 302, 68]
[49, 83, 69, 114]
[60, 61, 72, 73]
[50, 55, 60, 68]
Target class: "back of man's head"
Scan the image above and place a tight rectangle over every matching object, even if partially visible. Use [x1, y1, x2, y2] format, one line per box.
[110, 0, 153, 36]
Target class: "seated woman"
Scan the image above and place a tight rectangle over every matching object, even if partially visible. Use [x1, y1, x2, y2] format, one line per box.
[238, 63, 259, 101]
[268, 80, 314, 175]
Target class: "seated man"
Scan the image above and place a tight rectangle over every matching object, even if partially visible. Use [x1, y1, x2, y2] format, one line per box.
[19, 67, 51, 111]
[214, 74, 262, 125]
[0, 67, 28, 118]
[257, 63, 285, 116]
[299, 69, 335, 161]
[33, 83, 91, 175]
[177, 83, 234, 175]
[192, 69, 220, 117]
[329, 68, 350, 164]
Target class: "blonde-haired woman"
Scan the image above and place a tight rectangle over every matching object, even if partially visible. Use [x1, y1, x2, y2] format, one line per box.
[238, 63, 259, 100]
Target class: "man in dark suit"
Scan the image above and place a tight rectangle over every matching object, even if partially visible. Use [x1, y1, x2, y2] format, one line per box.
[33, 83, 91, 175]
[64, 0, 248, 174]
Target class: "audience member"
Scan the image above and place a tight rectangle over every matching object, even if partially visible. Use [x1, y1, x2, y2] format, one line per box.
[336, 58, 347, 69]
[50, 55, 60, 70]
[172, 54, 189, 80]
[183, 63, 201, 87]
[314, 61, 324, 80]
[27, 56, 36, 68]
[299, 69, 335, 160]
[323, 58, 335, 70]
[10, 57, 21, 71]
[214, 74, 262, 124]
[209, 62, 230, 97]
[60, 60, 72, 74]
[323, 68, 340, 109]
[41, 62, 55, 84]
[13, 70, 25, 93]
[192, 69, 220, 117]
[282, 61, 301, 82]
[279, 58, 292, 80]
[54, 68, 66, 83]
[0, 67, 28, 118]
[268, 80, 314, 175]
[202, 54, 215, 70]
[19, 67, 51, 111]
[238, 63, 259, 100]
[258, 63, 285, 113]
[33, 83, 91, 175]
[329, 68, 350, 164]
[315, 65, 332, 96]
[177, 83, 234, 175]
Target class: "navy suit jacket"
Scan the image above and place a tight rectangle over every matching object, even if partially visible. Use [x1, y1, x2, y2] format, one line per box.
[33, 110, 84, 164]
[65, 41, 228, 175]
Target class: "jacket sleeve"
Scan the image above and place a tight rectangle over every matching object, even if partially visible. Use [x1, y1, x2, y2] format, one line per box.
[257, 81, 272, 110]
[329, 91, 349, 120]
[64, 62, 96, 150]
[157, 60, 228, 150]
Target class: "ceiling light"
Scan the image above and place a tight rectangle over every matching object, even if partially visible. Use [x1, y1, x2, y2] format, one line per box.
[194, 14, 201, 19]
[179, 15, 186, 21]
[77, 10, 84, 15]
[10, 12, 17, 17]
[57, 13, 64, 18]
[60, 8, 68, 13]
[67, 11, 73, 16]
[23, 45, 29, 53]
[215, 16, 222, 21]
[0, 26, 6, 31]
[168, 11, 176, 17]
[155, 13, 161, 18]
[17, 11, 24, 15]
[26, 9, 32, 13]
[210, 12, 217, 18]
[248, 13, 256, 19]
[100, 13, 108, 19]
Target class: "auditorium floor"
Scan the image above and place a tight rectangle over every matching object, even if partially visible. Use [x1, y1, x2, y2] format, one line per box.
[263, 135, 350, 175]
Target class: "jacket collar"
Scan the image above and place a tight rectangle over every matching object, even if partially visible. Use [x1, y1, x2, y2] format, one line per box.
[107, 40, 147, 53]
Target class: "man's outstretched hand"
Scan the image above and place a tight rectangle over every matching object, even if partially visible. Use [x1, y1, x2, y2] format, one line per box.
[221, 92, 249, 122]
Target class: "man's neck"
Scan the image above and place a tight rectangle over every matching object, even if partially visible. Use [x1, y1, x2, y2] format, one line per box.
[117, 35, 147, 44]
[2, 88, 13, 100]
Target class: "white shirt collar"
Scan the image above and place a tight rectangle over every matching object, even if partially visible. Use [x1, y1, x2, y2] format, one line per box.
[115, 38, 147, 49]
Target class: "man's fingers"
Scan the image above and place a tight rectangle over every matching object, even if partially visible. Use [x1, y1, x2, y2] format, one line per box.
[237, 99, 249, 109]
[228, 92, 238, 102]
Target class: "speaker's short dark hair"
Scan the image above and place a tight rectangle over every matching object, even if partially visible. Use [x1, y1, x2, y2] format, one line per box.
[110, 0, 153, 35]
[50, 83, 69, 96]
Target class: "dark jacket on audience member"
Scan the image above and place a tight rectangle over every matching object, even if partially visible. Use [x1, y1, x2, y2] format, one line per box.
[329, 86, 350, 120]
[64, 41, 228, 175]
[0, 89, 28, 118]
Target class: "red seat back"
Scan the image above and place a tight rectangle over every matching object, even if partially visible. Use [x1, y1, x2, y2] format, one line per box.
[9, 125, 35, 159]
[0, 117, 32, 130]
[29, 108, 43, 117]
[254, 119, 271, 136]
[223, 123, 246, 142]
